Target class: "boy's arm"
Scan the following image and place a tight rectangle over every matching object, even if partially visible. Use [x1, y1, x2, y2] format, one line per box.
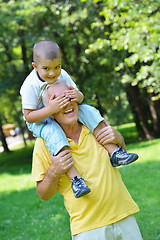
[24, 94, 70, 123]
[36, 150, 74, 201]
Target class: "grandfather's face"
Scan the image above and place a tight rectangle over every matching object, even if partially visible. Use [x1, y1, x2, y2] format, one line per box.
[47, 84, 79, 127]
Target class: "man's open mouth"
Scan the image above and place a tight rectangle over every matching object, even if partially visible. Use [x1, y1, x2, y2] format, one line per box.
[64, 108, 74, 114]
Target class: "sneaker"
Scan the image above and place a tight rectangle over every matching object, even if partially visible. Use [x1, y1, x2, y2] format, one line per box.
[110, 146, 139, 167]
[71, 176, 91, 198]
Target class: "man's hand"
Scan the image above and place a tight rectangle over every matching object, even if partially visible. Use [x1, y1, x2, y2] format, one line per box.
[48, 149, 74, 177]
[65, 86, 84, 104]
[36, 149, 74, 201]
[47, 93, 70, 115]
[94, 120, 126, 150]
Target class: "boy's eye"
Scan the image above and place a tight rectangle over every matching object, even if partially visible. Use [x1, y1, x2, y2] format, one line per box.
[56, 65, 61, 69]
[43, 67, 49, 70]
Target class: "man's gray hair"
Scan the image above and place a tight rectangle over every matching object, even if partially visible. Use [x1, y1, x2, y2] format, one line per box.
[42, 80, 68, 106]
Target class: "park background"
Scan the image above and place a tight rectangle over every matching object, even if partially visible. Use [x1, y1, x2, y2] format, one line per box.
[0, 0, 160, 239]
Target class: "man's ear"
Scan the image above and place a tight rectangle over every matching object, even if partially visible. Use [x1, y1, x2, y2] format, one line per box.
[32, 62, 37, 71]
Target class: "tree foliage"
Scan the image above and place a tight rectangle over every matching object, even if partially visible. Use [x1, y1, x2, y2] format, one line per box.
[0, 0, 160, 148]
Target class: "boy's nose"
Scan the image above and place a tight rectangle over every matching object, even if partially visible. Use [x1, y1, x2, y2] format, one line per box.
[49, 70, 55, 76]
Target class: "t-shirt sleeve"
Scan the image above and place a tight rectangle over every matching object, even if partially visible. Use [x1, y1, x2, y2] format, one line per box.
[31, 138, 52, 182]
[61, 69, 78, 89]
[20, 82, 39, 110]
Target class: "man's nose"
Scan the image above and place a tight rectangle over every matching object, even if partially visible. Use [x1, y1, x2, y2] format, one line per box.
[65, 99, 72, 107]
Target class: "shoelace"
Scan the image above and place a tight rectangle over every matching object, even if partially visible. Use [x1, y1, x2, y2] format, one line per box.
[74, 178, 85, 188]
[117, 147, 130, 157]
[117, 152, 130, 157]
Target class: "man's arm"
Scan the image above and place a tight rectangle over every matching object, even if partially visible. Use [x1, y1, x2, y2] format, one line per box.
[94, 120, 126, 151]
[36, 150, 74, 201]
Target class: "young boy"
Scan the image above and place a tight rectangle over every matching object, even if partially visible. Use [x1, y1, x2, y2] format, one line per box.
[20, 40, 138, 198]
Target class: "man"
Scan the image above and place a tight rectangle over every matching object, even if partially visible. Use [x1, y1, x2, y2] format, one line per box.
[32, 82, 143, 240]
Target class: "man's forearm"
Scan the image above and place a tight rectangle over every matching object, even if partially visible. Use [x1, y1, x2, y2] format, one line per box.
[36, 169, 60, 201]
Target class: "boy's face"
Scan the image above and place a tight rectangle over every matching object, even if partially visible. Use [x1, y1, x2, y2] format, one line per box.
[32, 56, 61, 84]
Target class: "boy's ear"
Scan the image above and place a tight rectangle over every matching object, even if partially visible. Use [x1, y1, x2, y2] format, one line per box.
[32, 62, 37, 71]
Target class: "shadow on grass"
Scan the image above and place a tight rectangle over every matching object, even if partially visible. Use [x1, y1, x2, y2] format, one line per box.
[130, 139, 160, 149]
[0, 159, 159, 240]
[119, 160, 160, 240]
[0, 146, 33, 175]
[0, 188, 71, 240]
[0, 135, 160, 240]
[116, 124, 139, 143]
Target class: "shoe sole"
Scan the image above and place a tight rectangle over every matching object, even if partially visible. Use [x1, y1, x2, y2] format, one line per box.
[112, 155, 139, 167]
[75, 189, 91, 198]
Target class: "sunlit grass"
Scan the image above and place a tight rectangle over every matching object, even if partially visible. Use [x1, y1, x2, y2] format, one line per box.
[0, 130, 160, 240]
[115, 122, 139, 143]
[119, 138, 160, 240]
[0, 141, 70, 240]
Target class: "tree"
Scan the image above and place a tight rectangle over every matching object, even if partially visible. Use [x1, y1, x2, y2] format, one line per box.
[0, 0, 159, 143]
[0, 116, 10, 153]
[86, 0, 160, 138]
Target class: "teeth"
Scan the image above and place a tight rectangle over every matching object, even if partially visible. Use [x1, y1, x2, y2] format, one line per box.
[64, 109, 73, 113]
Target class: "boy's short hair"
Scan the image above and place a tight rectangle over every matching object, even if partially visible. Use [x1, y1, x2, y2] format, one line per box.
[33, 40, 61, 63]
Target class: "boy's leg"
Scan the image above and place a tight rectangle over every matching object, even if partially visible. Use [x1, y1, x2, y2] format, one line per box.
[27, 120, 90, 198]
[94, 121, 138, 166]
[26, 119, 69, 155]
[78, 105, 138, 166]
[61, 148, 90, 198]
[78, 104, 104, 134]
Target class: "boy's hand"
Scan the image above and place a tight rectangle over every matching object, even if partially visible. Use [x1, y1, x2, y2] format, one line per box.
[47, 93, 69, 114]
[65, 86, 84, 104]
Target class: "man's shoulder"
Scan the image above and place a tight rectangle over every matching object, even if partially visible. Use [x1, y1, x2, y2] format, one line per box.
[33, 137, 50, 157]
[35, 137, 46, 148]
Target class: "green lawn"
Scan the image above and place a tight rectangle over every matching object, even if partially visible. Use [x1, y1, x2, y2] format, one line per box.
[0, 133, 160, 240]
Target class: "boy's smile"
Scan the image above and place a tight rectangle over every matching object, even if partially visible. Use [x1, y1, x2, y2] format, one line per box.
[32, 57, 61, 84]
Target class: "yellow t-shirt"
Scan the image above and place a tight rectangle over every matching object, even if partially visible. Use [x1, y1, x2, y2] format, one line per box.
[32, 125, 139, 236]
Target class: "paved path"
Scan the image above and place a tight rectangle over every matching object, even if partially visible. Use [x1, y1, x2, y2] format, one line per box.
[0, 135, 24, 152]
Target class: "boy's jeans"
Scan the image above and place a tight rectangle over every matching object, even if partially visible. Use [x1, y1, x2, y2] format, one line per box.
[27, 104, 104, 155]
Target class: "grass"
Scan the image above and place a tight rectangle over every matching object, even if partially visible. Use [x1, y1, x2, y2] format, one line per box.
[120, 139, 160, 240]
[0, 129, 160, 240]
[0, 141, 71, 240]
[115, 122, 140, 143]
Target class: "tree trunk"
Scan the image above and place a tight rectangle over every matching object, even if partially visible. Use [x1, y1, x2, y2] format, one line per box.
[147, 92, 160, 137]
[18, 29, 30, 76]
[19, 124, 27, 147]
[125, 84, 153, 140]
[95, 92, 105, 117]
[26, 125, 35, 140]
[0, 117, 10, 153]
